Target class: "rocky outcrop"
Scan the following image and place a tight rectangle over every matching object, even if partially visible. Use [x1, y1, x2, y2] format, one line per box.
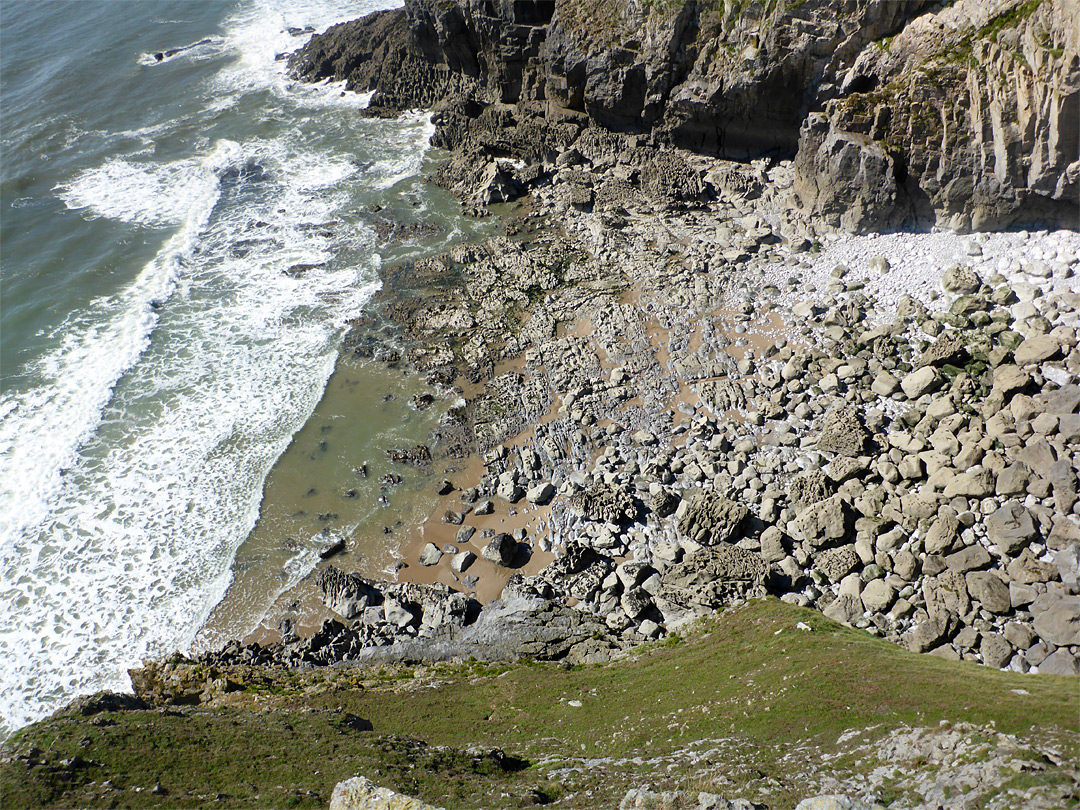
[290, 0, 1077, 230]
[794, 0, 1080, 231]
[330, 776, 444, 810]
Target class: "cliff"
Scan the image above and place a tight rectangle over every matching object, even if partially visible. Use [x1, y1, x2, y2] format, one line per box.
[290, 0, 1078, 232]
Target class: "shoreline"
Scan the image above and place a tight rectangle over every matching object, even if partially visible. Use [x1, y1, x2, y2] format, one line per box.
[190, 124, 1080, 676]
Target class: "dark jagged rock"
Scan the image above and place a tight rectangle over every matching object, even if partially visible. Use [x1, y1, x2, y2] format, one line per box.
[288, 0, 1078, 230]
[568, 484, 636, 524]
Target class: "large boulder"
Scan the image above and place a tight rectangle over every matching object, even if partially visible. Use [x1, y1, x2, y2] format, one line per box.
[482, 533, 517, 567]
[676, 490, 749, 545]
[791, 495, 852, 548]
[569, 484, 636, 524]
[986, 501, 1038, 556]
[316, 566, 379, 620]
[330, 776, 443, 810]
[1031, 592, 1080, 647]
[815, 404, 872, 457]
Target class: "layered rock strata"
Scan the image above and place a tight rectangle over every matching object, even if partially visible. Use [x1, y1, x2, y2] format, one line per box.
[289, 0, 1079, 231]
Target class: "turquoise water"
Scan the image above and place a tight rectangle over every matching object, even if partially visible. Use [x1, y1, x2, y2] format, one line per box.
[0, 0, 447, 737]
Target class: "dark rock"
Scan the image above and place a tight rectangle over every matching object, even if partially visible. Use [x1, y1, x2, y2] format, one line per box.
[482, 533, 517, 567]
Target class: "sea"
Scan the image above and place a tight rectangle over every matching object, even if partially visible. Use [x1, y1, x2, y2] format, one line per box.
[0, 0, 472, 739]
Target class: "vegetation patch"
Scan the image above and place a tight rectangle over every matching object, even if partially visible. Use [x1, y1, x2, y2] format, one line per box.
[3, 600, 1076, 809]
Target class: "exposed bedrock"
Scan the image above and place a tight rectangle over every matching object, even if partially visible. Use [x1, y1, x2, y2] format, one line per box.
[289, 0, 1079, 232]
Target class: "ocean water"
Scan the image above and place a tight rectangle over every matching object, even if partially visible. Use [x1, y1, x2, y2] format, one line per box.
[0, 0, 443, 738]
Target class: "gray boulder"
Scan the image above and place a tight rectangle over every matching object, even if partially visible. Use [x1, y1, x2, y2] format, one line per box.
[941, 264, 981, 294]
[330, 776, 444, 810]
[569, 484, 636, 524]
[860, 579, 896, 613]
[1055, 544, 1080, 593]
[418, 543, 443, 566]
[816, 404, 872, 457]
[676, 490, 749, 545]
[1039, 649, 1080, 676]
[965, 570, 1011, 614]
[482, 533, 517, 567]
[450, 550, 476, 574]
[815, 545, 860, 583]
[823, 593, 864, 627]
[795, 796, 873, 810]
[986, 501, 1038, 556]
[791, 495, 851, 548]
[1031, 592, 1080, 647]
[901, 366, 942, 399]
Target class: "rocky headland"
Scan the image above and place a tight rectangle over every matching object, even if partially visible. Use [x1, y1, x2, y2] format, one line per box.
[4, 1, 1079, 808]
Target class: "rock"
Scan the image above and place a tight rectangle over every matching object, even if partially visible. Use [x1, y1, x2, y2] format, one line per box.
[791, 495, 851, 548]
[383, 599, 415, 628]
[942, 468, 995, 499]
[650, 488, 680, 518]
[1038, 649, 1080, 676]
[924, 570, 970, 618]
[986, 501, 1038, 556]
[990, 365, 1031, 399]
[1003, 622, 1037, 650]
[676, 490, 749, 546]
[1048, 459, 1078, 513]
[823, 593, 864, 627]
[826, 456, 868, 484]
[473, 499, 494, 516]
[815, 545, 860, 583]
[663, 544, 768, 592]
[450, 550, 476, 574]
[759, 526, 788, 564]
[919, 335, 969, 368]
[526, 482, 555, 505]
[418, 543, 443, 566]
[965, 571, 1011, 614]
[795, 796, 874, 810]
[316, 566, 376, 620]
[789, 470, 834, 508]
[904, 612, 953, 654]
[980, 633, 1013, 669]
[1013, 334, 1062, 365]
[860, 579, 895, 613]
[941, 265, 981, 294]
[1031, 592, 1080, 647]
[900, 366, 942, 399]
[871, 371, 900, 396]
[456, 525, 476, 544]
[496, 474, 524, 503]
[1055, 544, 1080, 592]
[925, 513, 961, 555]
[569, 484, 636, 524]
[995, 463, 1031, 497]
[441, 509, 464, 525]
[330, 775, 444, 810]
[816, 404, 872, 457]
[482, 533, 517, 567]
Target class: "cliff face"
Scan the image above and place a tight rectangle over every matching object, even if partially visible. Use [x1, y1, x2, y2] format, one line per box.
[544, 0, 933, 158]
[289, 0, 1079, 232]
[794, 0, 1080, 231]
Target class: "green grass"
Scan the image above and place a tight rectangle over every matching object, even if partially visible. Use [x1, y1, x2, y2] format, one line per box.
[3, 600, 1076, 809]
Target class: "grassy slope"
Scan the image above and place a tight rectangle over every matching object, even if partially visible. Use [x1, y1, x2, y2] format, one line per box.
[2, 599, 1077, 809]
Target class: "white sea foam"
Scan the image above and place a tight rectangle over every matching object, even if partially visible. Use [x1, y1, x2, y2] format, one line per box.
[1, 141, 238, 547]
[0, 0, 437, 740]
[212, 0, 396, 106]
[0, 134, 383, 734]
